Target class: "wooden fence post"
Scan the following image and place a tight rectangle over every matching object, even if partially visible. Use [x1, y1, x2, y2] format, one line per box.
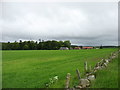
[76, 69, 81, 80]
[65, 73, 71, 88]
[111, 53, 112, 56]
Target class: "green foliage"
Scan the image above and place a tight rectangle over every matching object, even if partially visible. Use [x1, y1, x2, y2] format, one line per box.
[100, 45, 103, 49]
[2, 48, 117, 88]
[23, 44, 29, 50]
[63, 41, 71, 48]
[2, 40, 71, 50]
[45, 76, 58, 88]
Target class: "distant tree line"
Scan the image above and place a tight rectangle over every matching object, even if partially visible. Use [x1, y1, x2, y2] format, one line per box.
[2, 40, 71, 50]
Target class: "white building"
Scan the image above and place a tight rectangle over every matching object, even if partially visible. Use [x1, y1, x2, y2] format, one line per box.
[59, 47, 69, 50]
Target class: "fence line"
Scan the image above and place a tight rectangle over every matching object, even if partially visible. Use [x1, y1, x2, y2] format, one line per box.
[65, 50, 119, 89]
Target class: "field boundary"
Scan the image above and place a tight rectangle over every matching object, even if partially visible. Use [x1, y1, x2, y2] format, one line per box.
[64, 49, 119, 89]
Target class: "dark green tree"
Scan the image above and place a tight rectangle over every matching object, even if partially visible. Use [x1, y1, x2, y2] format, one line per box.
[63, 40, 71, 48]
[23, 44, 29, 50]
[100, 45, 103, 49]
[2, 40, 72, 50]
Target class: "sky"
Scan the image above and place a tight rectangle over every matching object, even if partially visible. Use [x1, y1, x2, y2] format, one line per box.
[1, 2, 118, 46]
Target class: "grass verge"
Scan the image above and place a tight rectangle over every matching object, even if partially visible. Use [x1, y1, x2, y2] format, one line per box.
[91, 53, 118, 88]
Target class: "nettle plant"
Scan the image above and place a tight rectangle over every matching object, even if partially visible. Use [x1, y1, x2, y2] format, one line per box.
[45, 76, 59, 88]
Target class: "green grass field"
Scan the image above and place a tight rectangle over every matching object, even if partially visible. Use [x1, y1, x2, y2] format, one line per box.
[2, 48, 118, 88]
[91, 56, 118, 88]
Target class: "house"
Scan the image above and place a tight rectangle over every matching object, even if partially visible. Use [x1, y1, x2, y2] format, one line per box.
[59, 47, 69, 50]
[96, 48, 100, 49]
[74, 47, 81, 50]
[82, 47, 93, 49]
[70, 47, 73, 50]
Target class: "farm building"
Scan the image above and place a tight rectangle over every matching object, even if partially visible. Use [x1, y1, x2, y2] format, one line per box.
[70, 47, 73, 50]
[82, 47, 93, 49]
[74, 47, 81, 50]
[96, 48, 100, 49]
[59, 47, 69, 50]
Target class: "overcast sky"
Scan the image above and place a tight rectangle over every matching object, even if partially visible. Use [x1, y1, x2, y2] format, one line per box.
[1, 2, 118, 46]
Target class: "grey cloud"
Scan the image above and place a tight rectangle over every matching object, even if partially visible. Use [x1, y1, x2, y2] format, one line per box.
[1, 2, 118, 46]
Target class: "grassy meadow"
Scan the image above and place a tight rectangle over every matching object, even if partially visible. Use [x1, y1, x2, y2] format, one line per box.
[2, 48, 118, 88]
[91, 56, 118, 88]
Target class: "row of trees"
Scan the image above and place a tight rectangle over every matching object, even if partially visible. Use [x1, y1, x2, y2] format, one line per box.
[2, 40, 71, 50]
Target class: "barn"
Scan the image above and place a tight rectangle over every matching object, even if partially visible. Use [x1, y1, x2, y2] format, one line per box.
[82, 47, 93, 49]
[74, 47, 81, 50]
[59, 47, 69, 50]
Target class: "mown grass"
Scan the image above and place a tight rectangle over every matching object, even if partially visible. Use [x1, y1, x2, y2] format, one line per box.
[91, 52, 119, 88]
[2, 48, 117, 88]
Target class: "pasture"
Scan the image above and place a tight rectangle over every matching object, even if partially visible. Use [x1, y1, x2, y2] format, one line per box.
[2, 48, 117, 88]
[91, 56, 118, 88]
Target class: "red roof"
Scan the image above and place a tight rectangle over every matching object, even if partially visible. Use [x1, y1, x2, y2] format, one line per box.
[83, 47, 93, 49]
[74, 47, 81, 49]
